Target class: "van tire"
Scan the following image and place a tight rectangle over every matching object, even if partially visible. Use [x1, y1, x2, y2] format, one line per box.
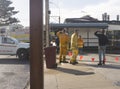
[17, 49, 28, 60]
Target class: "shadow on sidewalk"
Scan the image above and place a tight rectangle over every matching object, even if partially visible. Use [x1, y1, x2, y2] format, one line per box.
[54, 67, 95, 75]
[87, 64, 120, 70]
[78, 60, 117, 64]
[0, 58, 29, 65]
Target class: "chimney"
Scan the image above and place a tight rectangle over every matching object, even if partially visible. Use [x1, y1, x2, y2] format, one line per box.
[117, 15, 119, 21]
[107, 15, 110, 21]
[102, 14, 105, 21]
[104, 13, 107, 21]
[102, 12, 108, 21]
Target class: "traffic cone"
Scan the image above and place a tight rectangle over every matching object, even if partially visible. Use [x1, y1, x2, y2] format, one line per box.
[115, 57, 119, 62]
[103, 58, 106, 64]
[91, 58, 95, 62]
[80, 55, 83, 60]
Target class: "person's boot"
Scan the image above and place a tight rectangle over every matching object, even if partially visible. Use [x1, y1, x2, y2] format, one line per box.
[98, 61, 102, 65]
[98, 63, 102, 65]
[70, 61, 78, 65]
[62, 56, 68, 63]
[62, 60, 68, 63]
[59, 58, 62, 64]
[59, 60, 62, 63]
[63, 58, 68, 63]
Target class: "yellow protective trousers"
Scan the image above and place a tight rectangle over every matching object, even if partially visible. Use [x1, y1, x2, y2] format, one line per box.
[57, 31, 69, 62]
[59, 45, 67, 61]
[70, 49, 78, 62]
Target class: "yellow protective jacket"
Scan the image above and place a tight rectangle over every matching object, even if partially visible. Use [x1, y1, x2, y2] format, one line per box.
[77, 38, 84, 48]
[56, 31, 69, 48]
[71, 33, 78, 50]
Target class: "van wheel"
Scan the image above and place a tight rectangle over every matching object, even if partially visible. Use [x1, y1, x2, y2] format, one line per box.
[18, 49, 28, 60]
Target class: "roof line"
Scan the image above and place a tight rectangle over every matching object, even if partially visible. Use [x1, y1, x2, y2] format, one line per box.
[50, 23, 108, 29]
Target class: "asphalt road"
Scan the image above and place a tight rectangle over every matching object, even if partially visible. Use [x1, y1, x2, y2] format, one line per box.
[0, 55, 29, 89]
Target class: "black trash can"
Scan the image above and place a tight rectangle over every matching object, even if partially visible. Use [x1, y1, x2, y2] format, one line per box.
[44, 46, 57, 68]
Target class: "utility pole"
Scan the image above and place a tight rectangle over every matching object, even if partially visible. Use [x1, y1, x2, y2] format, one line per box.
[50, 16, 60, 23]
[45, 0, 50, 47]
[49, 2, 60, 24]
[30, 0, 43, 89]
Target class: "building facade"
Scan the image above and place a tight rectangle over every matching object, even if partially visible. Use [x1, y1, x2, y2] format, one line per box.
[63, 15, 120, 48]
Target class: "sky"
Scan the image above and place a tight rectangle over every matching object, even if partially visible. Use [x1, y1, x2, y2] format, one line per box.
[10, 0, 120, 26]
[11, 0, 29, 27]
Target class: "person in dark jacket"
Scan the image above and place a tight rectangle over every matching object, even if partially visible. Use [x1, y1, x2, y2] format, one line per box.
[94, 29, 109, 65]
[55, 36, 59, 54]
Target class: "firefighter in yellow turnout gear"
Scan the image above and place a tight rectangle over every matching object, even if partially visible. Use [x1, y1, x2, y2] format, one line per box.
[70, 30, 79, 65]
[57, 29, 69, 63]
[77, 35, 84, 54]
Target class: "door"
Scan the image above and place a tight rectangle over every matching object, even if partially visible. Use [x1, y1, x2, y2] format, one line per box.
[0, 36, 17, 55]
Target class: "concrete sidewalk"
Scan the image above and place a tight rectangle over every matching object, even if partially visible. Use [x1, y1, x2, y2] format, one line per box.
[26, 54, 120, 89]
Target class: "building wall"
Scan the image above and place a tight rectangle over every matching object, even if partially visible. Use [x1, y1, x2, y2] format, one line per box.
[107, 24, 120, 47]
[108, 24, 120, 31]
[67, 24, 120, 47]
